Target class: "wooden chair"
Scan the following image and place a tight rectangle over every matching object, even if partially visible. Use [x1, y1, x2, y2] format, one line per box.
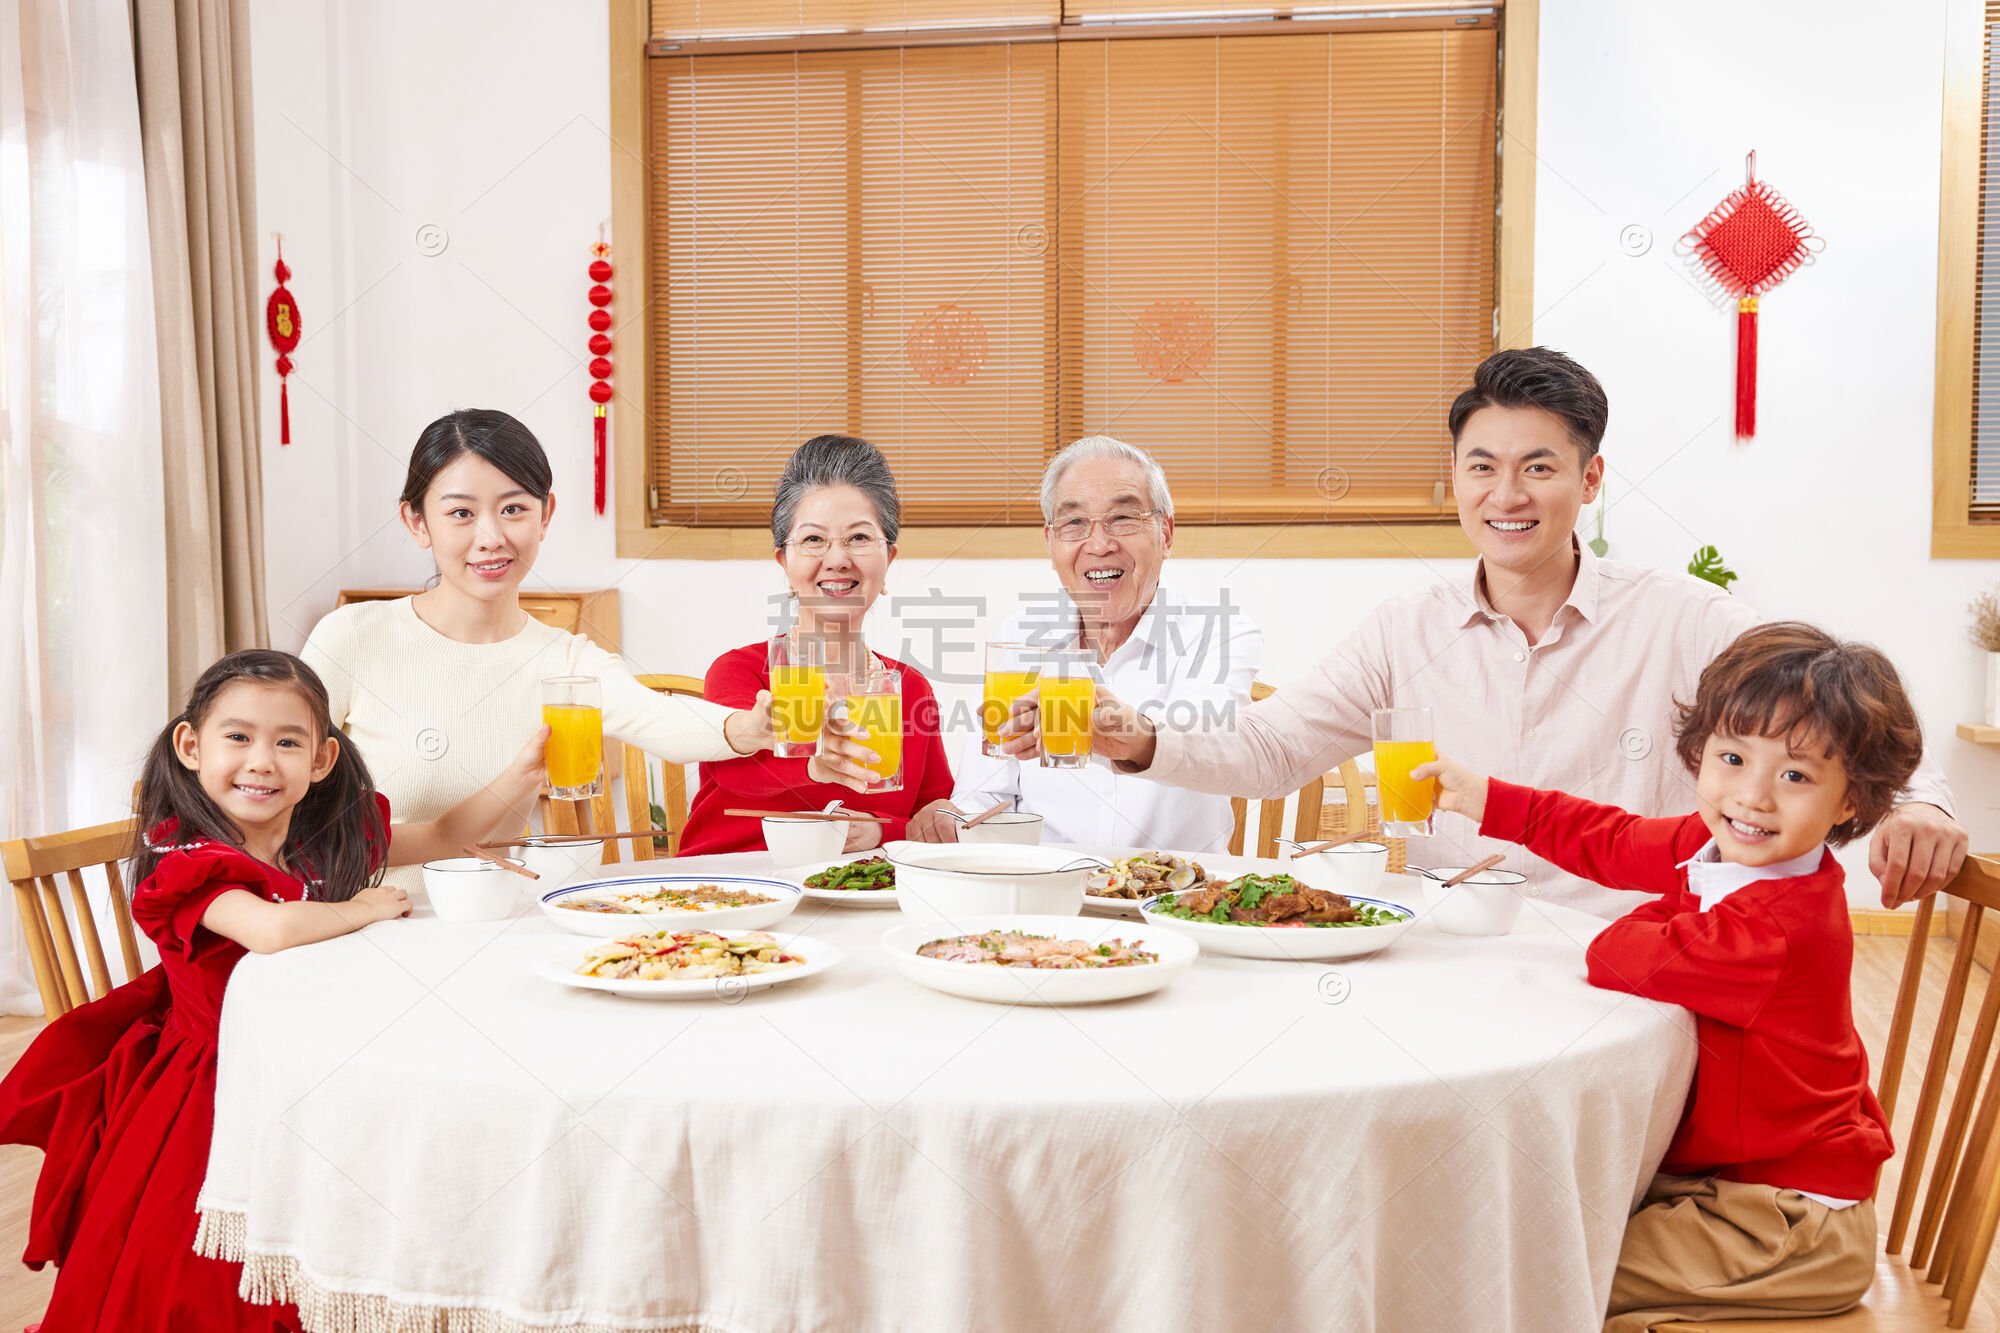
[1658, 854, 2000, 1331]
[4, 818, 143, 1019]
[544, 673, 707, 863]
[1222, 682, 1408, 871]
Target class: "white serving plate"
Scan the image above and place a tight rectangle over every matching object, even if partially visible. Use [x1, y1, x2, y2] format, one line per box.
[879, 913, 1197, 1006]
[1138, 892, 1415, 962]
[534, 930, 842, 1000]
[539, 873, 803, 936]
[780, 852, 900, 908]
[1080, 892, 1148, 919]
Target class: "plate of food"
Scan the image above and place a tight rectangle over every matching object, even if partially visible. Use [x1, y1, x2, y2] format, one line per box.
[1082, 850, 1206, 918]
[534, 928, 842, 999]
[784, 853, 899, 908]
[539, 874, 802, 936]
[879, 913, 1197, 1006]
[1140, 872, 1415, 961]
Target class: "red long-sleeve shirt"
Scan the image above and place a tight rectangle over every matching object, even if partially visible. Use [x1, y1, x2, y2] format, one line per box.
[1480, 779, 1892, 1200]
[677, 643, 956, 856]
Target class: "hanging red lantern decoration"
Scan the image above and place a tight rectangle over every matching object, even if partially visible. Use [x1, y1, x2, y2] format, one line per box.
[587, 239, 613, 514]
[265, 239, 302, 445]
[1682, 151, 1820, 439]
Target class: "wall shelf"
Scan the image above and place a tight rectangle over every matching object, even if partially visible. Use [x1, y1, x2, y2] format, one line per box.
[1957, 722, 2000, 745]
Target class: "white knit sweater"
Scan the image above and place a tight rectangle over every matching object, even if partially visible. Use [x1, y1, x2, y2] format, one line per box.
[301, 598, 739, 885]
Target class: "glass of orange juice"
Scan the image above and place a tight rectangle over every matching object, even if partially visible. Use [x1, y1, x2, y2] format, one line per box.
[542, 676, 604, 800]
[1037, 650, 1096, 770]
[837, 666, 903, 794]
[768, 633, 827, 759]
[982, 643, 1038, 758]
[1371, 707, 1437, 837]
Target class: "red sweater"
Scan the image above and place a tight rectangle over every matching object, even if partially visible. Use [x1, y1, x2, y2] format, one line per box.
[1481, 779, 1892, 1200]
[677, 643, 956, 856]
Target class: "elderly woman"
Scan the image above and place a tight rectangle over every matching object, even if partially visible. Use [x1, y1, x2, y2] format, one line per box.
[676, 434, 956, 855]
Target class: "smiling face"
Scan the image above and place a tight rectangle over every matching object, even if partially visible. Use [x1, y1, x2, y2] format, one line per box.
[173, 680, 339, 851]
[1693, 730, 1855, 867]
[773, 483, 895, 632]
[399, 452, 554, 604]
[1453, 404, 1604, 581]
[1044, 456, 1174, 632]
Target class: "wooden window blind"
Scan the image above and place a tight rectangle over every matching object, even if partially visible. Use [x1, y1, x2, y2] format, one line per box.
[643, 15, 1499, 528]
[1973, 0, 2000, 519]
[649, 45, 1058, 525]
[651, 2, 1058, 43]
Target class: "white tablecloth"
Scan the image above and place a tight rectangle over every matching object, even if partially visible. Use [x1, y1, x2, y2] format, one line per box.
[196, 851, 1695, 1333]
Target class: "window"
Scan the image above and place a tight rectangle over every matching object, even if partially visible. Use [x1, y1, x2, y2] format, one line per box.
[1935, 0, 2000, 556]
[611, 0, 1535, 556]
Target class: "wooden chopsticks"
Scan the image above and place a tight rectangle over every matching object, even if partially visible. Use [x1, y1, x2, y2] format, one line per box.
[959, 799, 1013, 831]
[460, 845, 539, 880]
[476, 830, 666, 849]
[724, 808, 878, 823]
[1439, 853, 1508, 888]
[1288, 828, 1372, 860]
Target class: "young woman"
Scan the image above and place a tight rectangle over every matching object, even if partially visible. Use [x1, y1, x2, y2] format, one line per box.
[301, 409, 780, 880]
[676, 434, 954, 855]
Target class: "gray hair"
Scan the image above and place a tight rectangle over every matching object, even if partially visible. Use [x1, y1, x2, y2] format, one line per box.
[770, 434, 902, 547]
[1038, 435, 1174, 523]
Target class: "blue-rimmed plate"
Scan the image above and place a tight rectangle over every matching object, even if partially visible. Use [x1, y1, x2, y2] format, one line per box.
[1138, 892, 1415, 961]
[540, 874, 803, 937]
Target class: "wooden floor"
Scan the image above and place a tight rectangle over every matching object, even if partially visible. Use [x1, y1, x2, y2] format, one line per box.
[0, 940, 1994, 1329]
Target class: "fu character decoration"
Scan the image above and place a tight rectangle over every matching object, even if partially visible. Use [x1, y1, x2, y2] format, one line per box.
[1682, 151, 1821, 439]
[265, 240, 302, 445]
[588, 241, 614, 515]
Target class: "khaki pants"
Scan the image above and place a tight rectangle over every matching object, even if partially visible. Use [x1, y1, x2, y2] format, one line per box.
[1603, 1173, 1877, 1333]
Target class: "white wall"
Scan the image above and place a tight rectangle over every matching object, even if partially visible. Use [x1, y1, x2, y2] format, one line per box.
[249, 0, 2000, 902]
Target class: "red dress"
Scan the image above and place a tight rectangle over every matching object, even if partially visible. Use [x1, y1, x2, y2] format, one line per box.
[0, 795, 387, 1332]
[678, 644, 956, 855]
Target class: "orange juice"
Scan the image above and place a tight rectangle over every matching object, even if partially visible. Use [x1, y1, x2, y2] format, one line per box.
[849, 692, 903, 789]
[1040, 676, 1096, 763]
[1373, 739, 1437, 825]
[543, 703, 604, 791]
[982, 669, 1039, 748]
[771, 664, 826, 746]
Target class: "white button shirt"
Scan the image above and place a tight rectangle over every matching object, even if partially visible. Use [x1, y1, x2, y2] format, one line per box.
[952, 584, 1264, 851]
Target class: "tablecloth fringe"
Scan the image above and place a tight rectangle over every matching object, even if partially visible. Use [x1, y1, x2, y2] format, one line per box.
[196, 1208, 717, 1333]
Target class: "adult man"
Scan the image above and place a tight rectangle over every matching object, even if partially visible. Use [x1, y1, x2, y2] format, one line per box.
[1076, 348, 1965, 915]
[913, 436, 1262, 850]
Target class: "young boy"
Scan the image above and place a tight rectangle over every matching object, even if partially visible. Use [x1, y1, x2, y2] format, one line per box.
[1415, 622, 1924, 1330]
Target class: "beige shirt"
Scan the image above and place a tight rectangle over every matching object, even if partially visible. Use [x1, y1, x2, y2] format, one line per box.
[1139, 543, 1953, 916]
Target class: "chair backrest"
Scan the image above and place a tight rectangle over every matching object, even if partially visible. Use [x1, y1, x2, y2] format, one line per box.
[4, 818, 143, 1019]
[543, 673, 707, 863]
[1222, 681, 1406, 872]
[1878, 854, 2000, 1326]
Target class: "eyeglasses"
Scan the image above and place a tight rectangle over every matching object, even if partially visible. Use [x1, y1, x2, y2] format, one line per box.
[1049, 510, 1162, 543]
[786, 532, 885, 558]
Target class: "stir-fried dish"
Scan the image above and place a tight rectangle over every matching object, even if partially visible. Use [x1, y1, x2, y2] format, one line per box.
[916, 930, 1158, 969]
[576, 930, 803, 980]
[1085, 851, 1205, 900]
[559, 883, 776, 914]
[1153, 874, 1407, 928]
[804, 856, 895, 892]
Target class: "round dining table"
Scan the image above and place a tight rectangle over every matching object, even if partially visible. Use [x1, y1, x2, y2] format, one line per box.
[195, 847, 1695, 1333]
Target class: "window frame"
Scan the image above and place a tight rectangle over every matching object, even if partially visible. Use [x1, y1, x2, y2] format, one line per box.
[1935, 0, 1997, 556]
[609, 0, 1536, 560]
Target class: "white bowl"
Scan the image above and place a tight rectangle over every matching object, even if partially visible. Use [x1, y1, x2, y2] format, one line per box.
[762, 817, 847, 866]
[1420, 868, 1528, 937]
[1275, 839, 1391, 894]
[1139, 892, 1415, 962]
[883, 841, 1095, 924]
[880, 914, 1197, 1006]
[422, 857, 529, 922]
[956, 812, 1044, 846]
[540, 873, 803, 936]
[514, 838, 607, 893]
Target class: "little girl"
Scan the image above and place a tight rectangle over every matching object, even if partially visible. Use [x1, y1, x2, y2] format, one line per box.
[0, 650, 548, 1331]
[1416, 622, 1923, 1331]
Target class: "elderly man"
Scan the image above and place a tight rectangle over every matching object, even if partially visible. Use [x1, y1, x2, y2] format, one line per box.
[1065, 347, 1965, 916]
[912, 436, 1263, 850]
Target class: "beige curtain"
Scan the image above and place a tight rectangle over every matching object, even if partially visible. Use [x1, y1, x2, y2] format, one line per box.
[132, 0, 267, 697]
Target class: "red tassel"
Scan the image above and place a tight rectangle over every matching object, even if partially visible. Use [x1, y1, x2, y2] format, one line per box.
[593, 406, 607, 515]
[1734, 296, 1757, 439]
[280, 380, 292, 445]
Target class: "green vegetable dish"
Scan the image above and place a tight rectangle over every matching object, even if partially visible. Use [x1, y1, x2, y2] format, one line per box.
[1152, 873, 1408, 929]
[804, 855, 895, 892]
